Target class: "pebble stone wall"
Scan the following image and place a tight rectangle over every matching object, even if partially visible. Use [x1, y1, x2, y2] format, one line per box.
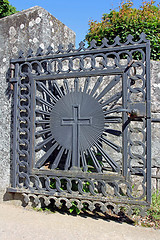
[0, 6, 75, 201]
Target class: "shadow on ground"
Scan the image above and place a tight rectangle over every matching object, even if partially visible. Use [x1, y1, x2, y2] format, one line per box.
[2, 191, 138, 226]
[39, 201, 135, 226]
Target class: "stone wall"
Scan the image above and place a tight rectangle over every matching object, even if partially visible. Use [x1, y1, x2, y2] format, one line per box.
[150, 61, 160, 191]
[0, 6, 75, 201]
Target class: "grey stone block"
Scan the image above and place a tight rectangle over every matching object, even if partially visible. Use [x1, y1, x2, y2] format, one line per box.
[0, 6, 75, 198]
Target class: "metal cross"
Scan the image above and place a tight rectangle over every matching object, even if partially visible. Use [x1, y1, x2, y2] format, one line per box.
[61, 105, 92, 169]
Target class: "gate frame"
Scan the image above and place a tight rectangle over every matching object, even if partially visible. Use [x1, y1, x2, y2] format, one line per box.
[8, 33, 151, 215]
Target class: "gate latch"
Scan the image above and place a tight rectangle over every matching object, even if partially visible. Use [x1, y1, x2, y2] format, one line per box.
[117, 102, 146, 118]
[128, 102, 146, 118]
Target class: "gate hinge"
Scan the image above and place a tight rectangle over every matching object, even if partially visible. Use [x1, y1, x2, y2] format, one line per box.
[10, 64, 18, 87]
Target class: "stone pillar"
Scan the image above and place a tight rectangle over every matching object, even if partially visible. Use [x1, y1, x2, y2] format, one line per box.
[0, 6, 75, 201]
[150, 61, 160, 191]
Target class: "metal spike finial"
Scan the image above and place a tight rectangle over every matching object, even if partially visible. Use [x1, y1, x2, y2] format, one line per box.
[18, 50, 24, 59]
[140, 32, 147, 42]
[78, 41, 86, 51]
[36, 47, 43, 56]
[27, 48, 34, 58]
[89, 39, 97, 49]
[57, 44, 64, 53]
[127, 34, 134, 43]
[114, 36, 121, 45]
[46, 46, 54, 55]
[102, 38, 109, 47]
[67, 43, 74, 52]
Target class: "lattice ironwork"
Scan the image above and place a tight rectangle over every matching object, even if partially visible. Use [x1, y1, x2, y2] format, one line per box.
[8, 33, 151, 215]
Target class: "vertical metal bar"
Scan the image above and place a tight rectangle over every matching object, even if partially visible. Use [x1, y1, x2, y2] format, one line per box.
[146, 41, 151, 204]
[29, 73, 36, 171]
[12, 63, 19, 188]
[122, 72, 128, 177]
[72, 106, 79, 167]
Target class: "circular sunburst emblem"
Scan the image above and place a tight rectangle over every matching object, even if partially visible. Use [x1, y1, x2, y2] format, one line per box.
[50, 91, 104, 151]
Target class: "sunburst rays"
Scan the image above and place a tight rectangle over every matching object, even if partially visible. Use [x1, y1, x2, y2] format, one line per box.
[35, 75, 123, 173]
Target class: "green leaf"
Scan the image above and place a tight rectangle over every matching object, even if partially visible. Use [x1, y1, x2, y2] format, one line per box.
[85, 0, 160, 60]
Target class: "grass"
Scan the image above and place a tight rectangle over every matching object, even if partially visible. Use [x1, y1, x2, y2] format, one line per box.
[148, 190, 160, 221]
[132, 190, 160, 229]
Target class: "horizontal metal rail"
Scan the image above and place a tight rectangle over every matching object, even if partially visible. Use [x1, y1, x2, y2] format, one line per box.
[151, 118, 160, 123]
[34, 68, 124, 80]
[151, 175, 160, 179]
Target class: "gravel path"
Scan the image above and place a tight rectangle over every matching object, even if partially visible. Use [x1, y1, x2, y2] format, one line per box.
[0, 203, 160, 240]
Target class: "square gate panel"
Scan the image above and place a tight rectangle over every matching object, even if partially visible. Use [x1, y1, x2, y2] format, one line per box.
[9, 33, 151, 215]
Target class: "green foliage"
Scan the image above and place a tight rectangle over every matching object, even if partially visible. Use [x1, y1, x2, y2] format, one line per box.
[69, 201, 81, 214]
[0, 0, 17, 18]
[132, 207, 141, 216]
[69, 201, 88, 214]
[147, 190, 160, 221]
[132, 191, 160, 228]
[86, 0, 160, 60]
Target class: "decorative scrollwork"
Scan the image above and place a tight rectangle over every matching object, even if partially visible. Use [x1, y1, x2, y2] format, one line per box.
[22, 193, 148, 216]
[10, 34, 151, 214]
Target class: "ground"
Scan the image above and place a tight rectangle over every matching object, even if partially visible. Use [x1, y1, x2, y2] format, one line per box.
[0, 202, 160, 240]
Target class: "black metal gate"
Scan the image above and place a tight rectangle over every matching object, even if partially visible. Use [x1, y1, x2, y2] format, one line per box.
[9, 33, 151, 215]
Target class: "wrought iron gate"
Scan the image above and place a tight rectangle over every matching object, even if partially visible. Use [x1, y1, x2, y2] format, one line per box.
[9, 33, 151, 215]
